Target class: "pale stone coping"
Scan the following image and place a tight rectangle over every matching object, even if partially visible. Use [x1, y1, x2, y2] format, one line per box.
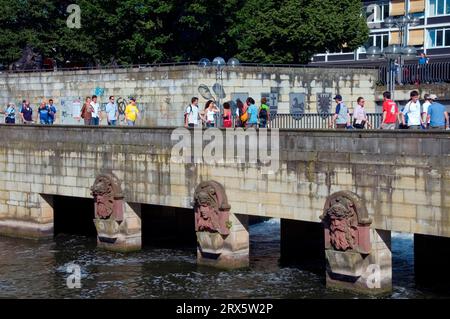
[0, 123, 449, 136]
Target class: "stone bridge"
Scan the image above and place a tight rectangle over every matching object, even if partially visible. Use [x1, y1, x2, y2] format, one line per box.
[0, 125, 449, 295]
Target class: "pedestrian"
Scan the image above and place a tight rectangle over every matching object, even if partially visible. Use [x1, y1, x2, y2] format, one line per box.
[105, 96, 118, 126]
[201, 100, 219, 128]
[421, 93, 432, 128]
[401, 91, 423, 129]
[236, 99, 247, 128]
[223, 102, 232, 128]
[125, 97, 139, 126]
[20, 100, 33, 124]
[3, 103, 16, 124]
[380, 91, 399, 130]
[47, 99, 57, 125]
[246, 97, 258, 128]
[90, 95, 100, 125]
[352, 97, 371, 129]
[259, 97, 270, 128]
[80, 96, 92, 125]
[37, 101, 50, 125]
[418, 53, 429, 84]
[427, 94, 449, 130]
[184, 97, 200, 128]
[329, 94, 349, 129]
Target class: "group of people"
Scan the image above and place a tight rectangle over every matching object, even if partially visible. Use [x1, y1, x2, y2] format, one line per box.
[2, 95, 140, 126]
[1, 99, 57, 124]
[80, 95, 139, 126]
[328, 92, 449, 130]
[184, 97, 270, 128]
[381, 91, 449, 130]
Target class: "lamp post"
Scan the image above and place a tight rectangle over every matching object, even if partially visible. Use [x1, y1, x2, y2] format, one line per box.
[198, 57, 240, 126]
[367, 14, 419, 100]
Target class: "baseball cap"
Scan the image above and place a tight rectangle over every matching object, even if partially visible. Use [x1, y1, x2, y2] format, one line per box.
[429, 94, 438, 100]
[130, 97, 136, 101]
[333, 94, 343, 100]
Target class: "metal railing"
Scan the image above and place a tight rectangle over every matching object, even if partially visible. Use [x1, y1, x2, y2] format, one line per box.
[378, 61, 450, 85]
[269, 113, 383, 129]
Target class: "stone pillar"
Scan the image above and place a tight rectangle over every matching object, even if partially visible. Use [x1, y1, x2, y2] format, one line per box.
[415, 234, 450, 290]
[91, 173, 141, 252]
[320, 191, 392, 295]
[193, 181, 249, 269]
[280, 219, 325, 272]
[0, 193, 53, 239]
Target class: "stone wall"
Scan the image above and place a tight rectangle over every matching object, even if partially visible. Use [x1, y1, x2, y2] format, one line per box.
[0, 65, 378, 126]
[0, 125, 448, 238]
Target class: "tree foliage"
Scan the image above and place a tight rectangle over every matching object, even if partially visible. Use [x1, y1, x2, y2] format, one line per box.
[0, 0, 368, 67]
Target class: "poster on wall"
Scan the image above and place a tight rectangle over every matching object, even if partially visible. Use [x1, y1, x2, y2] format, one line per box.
[290, 93, 306, 120]
[72, 99, 81, 118]
[317, 93, 332, 118]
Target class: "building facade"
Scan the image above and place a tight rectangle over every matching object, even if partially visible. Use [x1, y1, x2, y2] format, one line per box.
[312, 0, 450, 64]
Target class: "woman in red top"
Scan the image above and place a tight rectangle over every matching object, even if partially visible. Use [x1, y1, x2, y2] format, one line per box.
[223, 102, 232, 128]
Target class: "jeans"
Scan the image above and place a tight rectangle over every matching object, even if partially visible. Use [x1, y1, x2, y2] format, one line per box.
[5, 117, 15, 124]
[127, 120, 135, 126]
[91, 117, 99, 125]
[108, 120, 117, 126]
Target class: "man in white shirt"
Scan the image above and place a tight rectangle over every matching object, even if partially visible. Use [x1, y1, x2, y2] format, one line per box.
[402, 90, 422, 129]
[421, 93, 431, 128]
[90, 95, 100, 126]
[184, 97, 200, 128]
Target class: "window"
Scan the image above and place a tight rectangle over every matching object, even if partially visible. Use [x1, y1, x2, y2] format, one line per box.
[365, 3, 390, 23]
[429, 0, 450, 16]
[363, 33, 389, 50]
[429, 28, 450, 47]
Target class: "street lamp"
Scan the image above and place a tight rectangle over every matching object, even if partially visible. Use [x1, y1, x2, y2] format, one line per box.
[367, 14, 419, 99]
[198, 57, 240, 126]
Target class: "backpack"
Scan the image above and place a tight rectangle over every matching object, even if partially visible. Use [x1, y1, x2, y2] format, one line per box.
[184, 105, 193, 123]
[259, 108, 268, 120]
[239, 107, 248, 122]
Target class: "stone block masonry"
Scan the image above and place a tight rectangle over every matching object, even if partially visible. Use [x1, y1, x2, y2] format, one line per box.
[0, 125, 448, 239]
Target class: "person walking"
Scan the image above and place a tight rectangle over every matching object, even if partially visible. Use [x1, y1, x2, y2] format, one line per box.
[259, 97, 270, 128]
[246, 97, 258, 128]
[352, 97, 371, 129]
[90, 95, 100, 125]
[125, 97, 139, 126]
[105, 96, 118, 126]
[20, 100, 33, 124]
[47, 99, 57, 125]
[427, 94, 449, 130]
[37, 102, 50, 125]
[380, 91, 399, 129]
[329, 94, 349, 129]
[80, 97, 92, 125]
[201, 100, 219, 128]
[401, 91, 423, 130]
[223, 102, 232, 128]
[3, 103, 16, 124]
[184, 97, 200, 128]
[421, 94, 432, 129]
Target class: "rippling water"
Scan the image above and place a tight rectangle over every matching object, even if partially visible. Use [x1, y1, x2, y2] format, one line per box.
[0, 219, 448, 299]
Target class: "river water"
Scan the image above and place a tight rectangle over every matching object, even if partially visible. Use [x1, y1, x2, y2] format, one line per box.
[0, 219, 448, 299]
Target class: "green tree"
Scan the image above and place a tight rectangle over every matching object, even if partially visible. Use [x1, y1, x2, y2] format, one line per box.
[230, 0, 369, 64]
